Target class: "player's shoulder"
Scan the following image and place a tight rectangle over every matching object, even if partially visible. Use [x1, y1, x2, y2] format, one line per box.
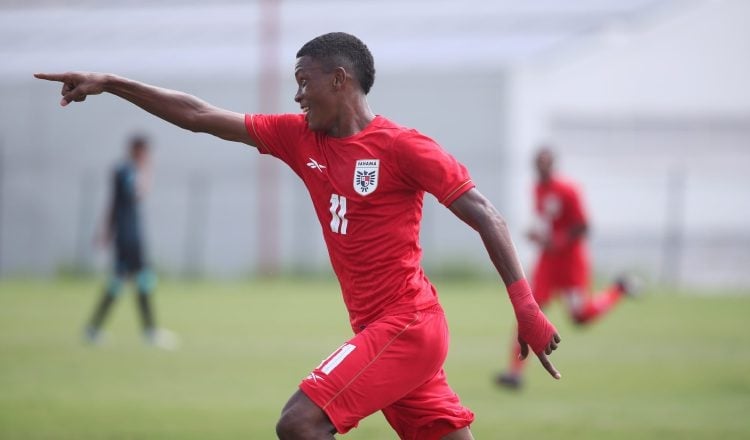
[367, 115, 406, 137]
[248, 112, 309, 137]
[373, 117, 439, 149]
[551, 176, 583, 196]
[114, 161, 131, 177]
[253, 112, 307, 129]
[277, 113, 307, 125]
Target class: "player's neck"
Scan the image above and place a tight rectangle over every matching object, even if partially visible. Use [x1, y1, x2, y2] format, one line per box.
[327, 96, 375, 138]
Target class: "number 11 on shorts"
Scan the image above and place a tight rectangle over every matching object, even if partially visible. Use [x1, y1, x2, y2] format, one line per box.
[317, 343, 356, 375]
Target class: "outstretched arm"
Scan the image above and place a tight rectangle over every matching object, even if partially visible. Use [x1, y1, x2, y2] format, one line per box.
[34, 72, 255, 146]
[449, 188, 562, 379]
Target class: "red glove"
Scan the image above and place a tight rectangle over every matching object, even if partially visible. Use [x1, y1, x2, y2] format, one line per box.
[508, 278, 557, 355]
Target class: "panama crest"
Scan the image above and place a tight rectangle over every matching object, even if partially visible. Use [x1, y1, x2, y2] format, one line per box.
[353, 159, 379, 196]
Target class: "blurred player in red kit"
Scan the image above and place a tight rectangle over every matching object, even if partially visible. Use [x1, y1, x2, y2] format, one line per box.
[497, 147, 637, 390]
[37, 32, 562, 440]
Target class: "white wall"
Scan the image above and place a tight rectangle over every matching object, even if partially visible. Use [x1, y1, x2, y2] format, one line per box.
[0, 70, 508, 278]
[508, 0, 750, 287]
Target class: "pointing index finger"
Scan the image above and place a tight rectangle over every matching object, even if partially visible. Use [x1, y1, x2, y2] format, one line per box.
[537, 351, 562, 380]
[34, 72, 65, 82]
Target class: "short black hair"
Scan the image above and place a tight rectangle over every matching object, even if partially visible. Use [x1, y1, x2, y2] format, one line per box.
[536, 146, 555, 160]
[129, 134, 149, 152]
[296, 32, 375, 95]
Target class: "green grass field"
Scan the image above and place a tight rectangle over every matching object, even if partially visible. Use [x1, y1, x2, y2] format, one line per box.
[1, 277, 748, 439]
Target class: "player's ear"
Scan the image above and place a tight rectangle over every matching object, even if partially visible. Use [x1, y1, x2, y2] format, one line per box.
[332, 67, 347, 90]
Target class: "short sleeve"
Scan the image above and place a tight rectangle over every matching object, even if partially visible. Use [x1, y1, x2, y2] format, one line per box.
[396, 130, 475, 206]
[244, 113, 308, 173]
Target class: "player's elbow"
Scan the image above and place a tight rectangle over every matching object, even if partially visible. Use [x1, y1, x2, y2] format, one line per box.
[180, 100, 219, 134]
[168, 108, 201, 134]
[463, 201, 505, 236]
[451, 189, 508, 233]
[477, 202, 507, 234]
[190, 108, 246, 143]
[183, 109, 209, 134]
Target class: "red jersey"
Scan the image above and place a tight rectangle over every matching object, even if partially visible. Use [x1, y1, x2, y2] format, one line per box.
[245, 114, 474, 330]
[534, 176, 587, 259]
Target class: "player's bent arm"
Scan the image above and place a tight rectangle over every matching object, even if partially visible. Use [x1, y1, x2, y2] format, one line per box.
[448, 188, 525, 285]
[449, 188, 562, 378]
[34, 72, 256, 147]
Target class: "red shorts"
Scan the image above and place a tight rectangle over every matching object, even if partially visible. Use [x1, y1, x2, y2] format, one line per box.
[299, 305, 474, 440]
[532, 248, 590, 306]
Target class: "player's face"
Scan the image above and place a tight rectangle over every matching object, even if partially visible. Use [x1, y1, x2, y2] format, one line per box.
[131, 144, 149, 167]
[294, 56, 338, 132]
[535, 150, 554, 181]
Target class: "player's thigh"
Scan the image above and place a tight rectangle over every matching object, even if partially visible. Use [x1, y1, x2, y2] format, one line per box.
[560, 249, 590, 289]
[115, 241, 143, 275]
[277, 389, 336, 437]
[531, 258, 554, 306]
[382, 368, 475, 440]
[559, 258, 590, 303]
[299, 306, 449, 435]
[559, 265, 590, 316]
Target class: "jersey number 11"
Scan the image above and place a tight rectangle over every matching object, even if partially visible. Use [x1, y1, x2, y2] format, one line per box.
[329, 194, 348, 235]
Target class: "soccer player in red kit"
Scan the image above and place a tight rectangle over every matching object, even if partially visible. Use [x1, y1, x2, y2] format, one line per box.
[36, 32, 562, 440]
[497, 147, 636, 390]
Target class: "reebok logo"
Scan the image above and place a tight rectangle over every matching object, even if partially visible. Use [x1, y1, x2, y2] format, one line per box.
[307, 158, 327, 173]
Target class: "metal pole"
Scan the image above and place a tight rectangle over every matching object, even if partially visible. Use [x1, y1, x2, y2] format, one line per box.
[257, 0, 281, 276]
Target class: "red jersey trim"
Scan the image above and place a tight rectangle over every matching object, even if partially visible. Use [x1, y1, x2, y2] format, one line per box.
[244, 114, 271, 153]
[440, 179, 475, 206]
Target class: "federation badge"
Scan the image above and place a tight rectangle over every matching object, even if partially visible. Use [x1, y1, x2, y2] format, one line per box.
[353, 159, 379, 196]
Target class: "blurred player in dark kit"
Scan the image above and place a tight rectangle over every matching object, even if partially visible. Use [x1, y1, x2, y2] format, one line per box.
[38, 32, 560, 439]
[497, 147, 637, 390]
[84, 136, 176, 349]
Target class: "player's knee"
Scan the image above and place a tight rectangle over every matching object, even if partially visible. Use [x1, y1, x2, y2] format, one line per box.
[136, 269, 156, 294]
[106, 276, 124, 297]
